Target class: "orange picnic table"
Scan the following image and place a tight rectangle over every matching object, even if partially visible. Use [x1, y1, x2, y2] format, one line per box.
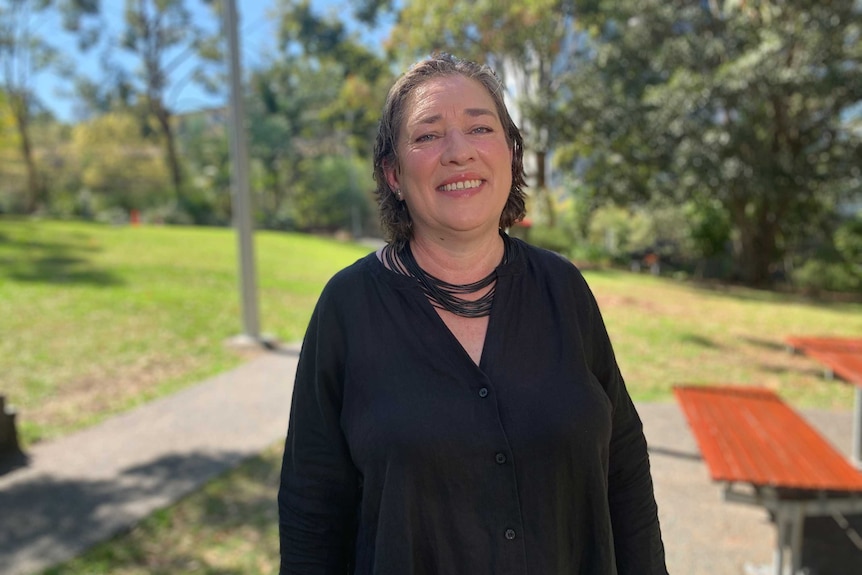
[786, 336, 862, 468]
[675, 385, 862, 575]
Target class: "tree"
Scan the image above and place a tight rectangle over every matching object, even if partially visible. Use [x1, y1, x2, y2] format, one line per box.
[245, 57, 316, 229]
[174, 107, 232, 224]
[0, 0, 99, 213]
[70, 110, 170, 210]
[389, 0, 582, 226]
[560, 0, 862, 285]
[118, 0, 211, 201]
[275, 0, 392, 158]
[254, 0, 391, 232]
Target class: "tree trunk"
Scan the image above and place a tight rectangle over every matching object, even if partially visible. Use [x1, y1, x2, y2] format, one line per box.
[10, 92, 43, 213]
[730, 198, 778, 287]
[270, 166, 283, 215]
[534, 149, 556, 227]
[153, 104, 183, 199]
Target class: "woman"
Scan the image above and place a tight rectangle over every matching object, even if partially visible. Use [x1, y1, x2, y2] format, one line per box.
[279, 53, 667, 574]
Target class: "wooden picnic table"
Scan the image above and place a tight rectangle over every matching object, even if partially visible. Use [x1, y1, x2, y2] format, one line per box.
[675, 384, 862, 575]
[786, 336, 862, 468]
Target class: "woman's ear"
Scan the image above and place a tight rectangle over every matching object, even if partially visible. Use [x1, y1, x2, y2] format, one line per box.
[384, 160, 400, 192]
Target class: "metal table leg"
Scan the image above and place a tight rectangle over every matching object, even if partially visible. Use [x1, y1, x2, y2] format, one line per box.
[853, 387, 862, 469]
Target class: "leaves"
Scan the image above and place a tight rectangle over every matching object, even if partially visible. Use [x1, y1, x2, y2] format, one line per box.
[558, 0, 862, 284]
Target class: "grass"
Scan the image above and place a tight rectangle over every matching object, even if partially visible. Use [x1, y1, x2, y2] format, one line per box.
[584, 269, 862, 408]
[0, 217, 372, 447]
[39, 442, 284, 575]
[4, 217, 861, 574]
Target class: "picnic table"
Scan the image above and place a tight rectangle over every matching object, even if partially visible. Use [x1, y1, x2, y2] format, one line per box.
[674, 384, 862, 575]
[786, 336, 862, 468]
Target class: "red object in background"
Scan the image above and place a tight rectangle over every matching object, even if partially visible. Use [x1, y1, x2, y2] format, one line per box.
[674, 384, 862, 491]
[130, 209, 140, 226]
[786, 336, 862, 386]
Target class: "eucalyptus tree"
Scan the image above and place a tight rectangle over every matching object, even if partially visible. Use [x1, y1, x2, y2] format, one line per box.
[118, 0, 216, 201]
[560, 0, 862, 285]
[0, 0, 99, 212]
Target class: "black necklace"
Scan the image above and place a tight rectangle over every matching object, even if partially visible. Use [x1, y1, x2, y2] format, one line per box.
[383, 233, 514, 318]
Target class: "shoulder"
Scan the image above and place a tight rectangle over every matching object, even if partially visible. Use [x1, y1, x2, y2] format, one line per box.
[317, 251, 380, 305]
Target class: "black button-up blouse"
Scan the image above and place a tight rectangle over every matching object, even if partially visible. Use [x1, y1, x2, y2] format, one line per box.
[279, 238, 667, 574]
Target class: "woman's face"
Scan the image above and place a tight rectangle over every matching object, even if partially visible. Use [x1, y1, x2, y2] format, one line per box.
[386, 74, 513, 244]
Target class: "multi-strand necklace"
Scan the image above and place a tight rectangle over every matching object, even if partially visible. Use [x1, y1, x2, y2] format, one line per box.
[383, 233, 514, 318]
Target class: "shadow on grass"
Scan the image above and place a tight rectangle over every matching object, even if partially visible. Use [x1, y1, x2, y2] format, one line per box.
[739, 336, 788, 353]
[678, 333, 721, 349]
[0, 231, 123, 287]
[757, 363, 828, 380]
[690, 279, 862, 307]
[0, 450, 250, 575]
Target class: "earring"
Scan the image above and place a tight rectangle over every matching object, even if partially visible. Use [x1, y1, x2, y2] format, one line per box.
[394, 189, 403, 201]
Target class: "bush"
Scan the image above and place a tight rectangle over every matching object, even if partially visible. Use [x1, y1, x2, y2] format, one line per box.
[792, 259, 861, 294]
[94, 207, 130, 226]
[527, 224, 576, 256]
[144, 202, 193, 226]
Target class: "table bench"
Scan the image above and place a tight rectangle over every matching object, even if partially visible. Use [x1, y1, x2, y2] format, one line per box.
[785, 336, 862, 467]
[674, 384, 862, 575]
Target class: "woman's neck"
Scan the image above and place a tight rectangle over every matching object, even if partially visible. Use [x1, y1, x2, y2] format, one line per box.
[409, 230, 505, 285]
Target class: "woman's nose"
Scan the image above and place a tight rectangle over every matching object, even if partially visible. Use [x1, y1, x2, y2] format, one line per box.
[440, 131, 475, 165]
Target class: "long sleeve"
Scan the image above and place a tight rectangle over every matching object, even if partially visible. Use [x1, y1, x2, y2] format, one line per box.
[581, 281, 668, 574]
[278, 290, 360, 574]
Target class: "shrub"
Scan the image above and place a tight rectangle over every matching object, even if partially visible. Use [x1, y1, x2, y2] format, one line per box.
[792, 259, 861, 294]
[527, 224, 576, 257]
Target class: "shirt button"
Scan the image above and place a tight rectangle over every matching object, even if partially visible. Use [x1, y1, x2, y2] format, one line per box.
[505, 528, 517, 540]
[495, 452, 507, 464]
[478, 387, 489, 398]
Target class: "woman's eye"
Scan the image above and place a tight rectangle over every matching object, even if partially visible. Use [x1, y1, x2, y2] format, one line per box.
[416, 134, 436, 142]
[472, 126, 492, 134]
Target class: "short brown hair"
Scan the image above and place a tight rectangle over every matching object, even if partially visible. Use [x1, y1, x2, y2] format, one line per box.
[372, 53, 527, 248]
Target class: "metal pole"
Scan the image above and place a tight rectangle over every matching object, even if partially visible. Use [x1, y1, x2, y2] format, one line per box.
[788, 505, 804, 575]
[223, 0, 260, 341]
[774, 508, 787, 575]
[852, 386, 862, 469]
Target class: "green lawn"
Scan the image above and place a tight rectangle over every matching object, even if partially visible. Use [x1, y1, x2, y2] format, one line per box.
[40, 442, 284, 575]
[584, 268, 862, 408]
[4, 217, 861, 575]
[0, 217, 372, 447]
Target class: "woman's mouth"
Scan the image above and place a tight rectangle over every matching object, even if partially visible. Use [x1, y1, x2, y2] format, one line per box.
[438, 179, 483, 192]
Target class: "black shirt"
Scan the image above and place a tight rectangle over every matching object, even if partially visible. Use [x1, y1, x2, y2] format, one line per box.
[279, 238, 667, 574]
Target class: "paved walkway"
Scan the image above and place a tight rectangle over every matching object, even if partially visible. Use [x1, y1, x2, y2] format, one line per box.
[0, 345, 857, 575]
[0, 345, 301, 575]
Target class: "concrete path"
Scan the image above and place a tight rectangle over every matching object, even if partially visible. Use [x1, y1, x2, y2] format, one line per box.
[0, 345, 857, 575]
[0, 345, 301, 575]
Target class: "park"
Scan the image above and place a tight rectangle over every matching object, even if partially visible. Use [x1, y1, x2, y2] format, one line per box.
[2, 0, 862, 574]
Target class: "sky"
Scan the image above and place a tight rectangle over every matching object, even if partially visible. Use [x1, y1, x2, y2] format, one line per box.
[33, 0, 389, 123]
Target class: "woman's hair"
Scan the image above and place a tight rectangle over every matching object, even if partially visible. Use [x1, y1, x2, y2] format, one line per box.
[372, 53, 527, 248]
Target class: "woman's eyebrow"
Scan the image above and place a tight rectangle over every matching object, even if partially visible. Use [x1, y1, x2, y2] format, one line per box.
[465, 108, 495, 118]
[414, 108, 496, 126]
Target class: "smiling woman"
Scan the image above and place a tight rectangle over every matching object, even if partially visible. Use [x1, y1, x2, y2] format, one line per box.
[277, 53, 668, 575]
[384, 74, 514, 245]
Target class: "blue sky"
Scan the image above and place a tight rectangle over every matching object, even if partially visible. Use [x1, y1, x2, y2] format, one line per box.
[34, 0, 389, 122]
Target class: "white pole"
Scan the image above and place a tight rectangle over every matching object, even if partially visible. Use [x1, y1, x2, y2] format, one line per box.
[223, 0, 260, 342]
